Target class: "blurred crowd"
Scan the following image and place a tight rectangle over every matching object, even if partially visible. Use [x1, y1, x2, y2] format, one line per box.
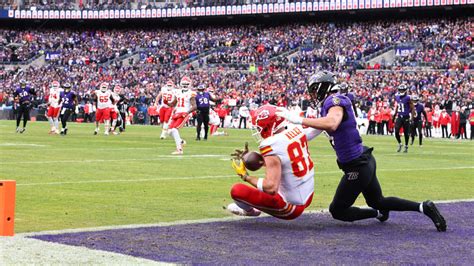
[1, 18, 471, 69]
[0, 18, 472, 134]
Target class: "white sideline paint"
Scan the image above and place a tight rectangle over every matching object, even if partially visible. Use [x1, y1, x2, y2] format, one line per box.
[4, 199, 473, 265]
[0, 236, 164, 265]
[16, 166, 474, 187]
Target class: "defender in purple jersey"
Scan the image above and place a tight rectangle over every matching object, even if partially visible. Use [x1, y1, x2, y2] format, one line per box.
[276, 70, 446, 232]
[59, 83, 77, 135]
[410, 95, 428, 146]
[393, 85, 415, 153]
[13, 80, 36, 133]
[195, 85, 219, 141]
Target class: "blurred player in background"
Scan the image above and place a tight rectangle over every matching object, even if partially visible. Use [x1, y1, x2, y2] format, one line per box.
[93, 82, 112, 135]
[209, 108, 228, 136]
[155, 80, 175, 139]
[410, 95, 427, 146]
[14, 80, 36, 133]
[277, 70, 446, 232]
[195, 85, 218, 141]
[228, 105, 322, 219]
[168, 76, 196, 155]
[113, 84, 128, 133]
[109, 84, 121, 135]
[47, 81, 61, 134]
[59, 83, 77, 135]
[393, 85, 415, 153]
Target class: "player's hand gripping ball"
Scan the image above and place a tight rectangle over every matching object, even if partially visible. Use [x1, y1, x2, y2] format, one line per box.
[231, 142, 264, 172]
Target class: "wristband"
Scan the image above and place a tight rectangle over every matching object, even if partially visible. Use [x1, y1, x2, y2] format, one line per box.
[257, 178, 264, 192]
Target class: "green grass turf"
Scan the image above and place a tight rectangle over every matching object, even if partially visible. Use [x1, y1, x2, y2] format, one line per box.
[0, 121, 473, 233]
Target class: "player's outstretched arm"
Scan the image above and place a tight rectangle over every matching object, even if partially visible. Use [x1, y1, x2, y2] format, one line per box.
[188, 96, 197, 114]
[303, 127, 323, 141]
[301, 106, 344, 132]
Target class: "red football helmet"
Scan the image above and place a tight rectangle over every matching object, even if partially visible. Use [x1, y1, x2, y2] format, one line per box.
[50, 81, 60, 90]
[166, 79, 175, 88]
[113, 84, 122, 94]
[180, 76, 192, 91]
[251, 105, 287, 142]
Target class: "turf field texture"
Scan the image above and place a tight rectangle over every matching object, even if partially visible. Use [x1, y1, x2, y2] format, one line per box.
[0, 121, 473, 233]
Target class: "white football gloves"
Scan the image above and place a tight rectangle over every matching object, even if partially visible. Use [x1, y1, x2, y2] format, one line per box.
[275, 107, 303, 125]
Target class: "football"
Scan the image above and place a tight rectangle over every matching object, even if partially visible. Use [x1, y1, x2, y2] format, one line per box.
[242, 151, 265, 171]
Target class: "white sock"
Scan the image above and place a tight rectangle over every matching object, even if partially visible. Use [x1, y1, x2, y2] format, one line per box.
[170, 128, 182, 149]
[104, 120, 110, 133]
[54, 118, 59, 130]
[419, 203, 424, 213]
[112, 119, 117, 130]
[376, 210, 382, 218]
[48, 117, 54, 127]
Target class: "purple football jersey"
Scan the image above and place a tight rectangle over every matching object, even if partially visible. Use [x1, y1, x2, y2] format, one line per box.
[395, 94, 411, 117]
[14, 87, 33, 104]
[60, 91, 76, 109]
[321, 93, 363, 163]
[414, 103, 425, 121]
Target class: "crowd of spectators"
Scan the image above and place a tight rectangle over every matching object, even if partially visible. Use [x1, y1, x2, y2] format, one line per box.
[0, 18, 472, 129]
[1, 18, 470, 72]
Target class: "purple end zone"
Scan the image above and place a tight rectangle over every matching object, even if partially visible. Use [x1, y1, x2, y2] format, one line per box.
[32, 202, 474, 264]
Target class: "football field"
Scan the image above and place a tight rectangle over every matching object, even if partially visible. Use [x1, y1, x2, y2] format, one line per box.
[1, 120, 473, 234]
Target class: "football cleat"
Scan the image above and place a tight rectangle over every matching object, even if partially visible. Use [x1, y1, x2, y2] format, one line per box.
[16, 127, 20, 133]
[423, 201, 447, 232]
[104, 131, 109, 136]
[64, 128, 68, 135]
[397, 144, 402, 152]
[226, 203, 261, 217]
[113, 131, 120, 135]
[196, 137, 201, 141]
[377, 210, 390, 222]
[19, 128, 26, 134]
[171, 149, 183, 155]
[93, 130, 98, 135]
[403, 146, 408, 153]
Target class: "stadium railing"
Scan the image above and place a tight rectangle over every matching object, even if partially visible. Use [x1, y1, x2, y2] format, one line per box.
[1, 1, 471, 20]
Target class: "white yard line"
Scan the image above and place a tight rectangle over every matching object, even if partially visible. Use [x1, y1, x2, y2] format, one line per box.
[0, 143, 48, 147]
[0, 154, 227, 165]
[15, 166, 474, 187]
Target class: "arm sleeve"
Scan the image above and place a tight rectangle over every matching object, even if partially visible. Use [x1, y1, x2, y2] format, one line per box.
[303, 127, 323, 141]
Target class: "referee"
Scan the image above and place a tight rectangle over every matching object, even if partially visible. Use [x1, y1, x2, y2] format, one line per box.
[195, 85, 218, 141]
[14, 80, 35, 133]
[276, 70, 446, 232]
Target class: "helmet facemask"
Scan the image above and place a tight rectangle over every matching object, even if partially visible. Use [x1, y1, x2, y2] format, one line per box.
[308, 82, 332, 105]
